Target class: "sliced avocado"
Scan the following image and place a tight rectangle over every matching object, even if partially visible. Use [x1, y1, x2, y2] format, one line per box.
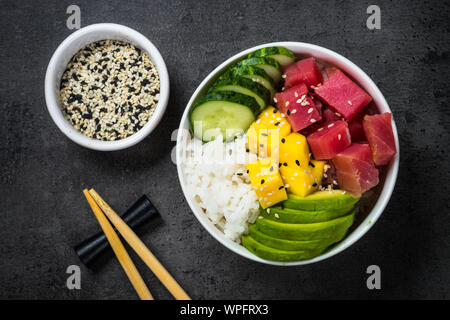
[248, 224, 348, 252]
[282, 190, 360, 211]
[242, 234, 321, 262]
[261, 203, 354, 224]
[255, 211, 355, 241]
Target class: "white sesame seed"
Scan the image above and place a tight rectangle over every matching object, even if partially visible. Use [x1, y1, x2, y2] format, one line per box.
[282, 74, 286, 79]
[266, 208, 270, 213]
[318, 127, 324, 131]
[307, 108, 313, 114]
[285, 184, 290, 188]
[338, 134, 342, 140]
[310, 118, 316, 123]
[273, 97, 278, 103]
[285, 101, 289, 107]
[328, 123, 334, 128]
[274, 213, 280, 219]
[347, 100, 352, 105]
[294, 91, 298, 97]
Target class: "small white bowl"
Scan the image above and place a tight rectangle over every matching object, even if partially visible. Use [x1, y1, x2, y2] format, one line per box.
[176, 42, 400, 266]
[45, 23, 169, 151]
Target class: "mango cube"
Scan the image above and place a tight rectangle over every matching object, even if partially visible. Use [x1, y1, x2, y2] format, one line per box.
[280, 160, 325, 197]
[246, 158, 287, 209]
[279, 132, 310, 168]
[247, 106, 291, 157]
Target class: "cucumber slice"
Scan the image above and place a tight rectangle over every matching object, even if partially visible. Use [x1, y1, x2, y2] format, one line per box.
[221, 65, 275, 97]
[190, 91, 258, 142]
[234, 57, 282, 83]
[248, 46, 295, 68]
[209, 76, 270, 111]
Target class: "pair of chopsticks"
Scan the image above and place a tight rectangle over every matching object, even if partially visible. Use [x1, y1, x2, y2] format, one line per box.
[83, 188, 190, 300]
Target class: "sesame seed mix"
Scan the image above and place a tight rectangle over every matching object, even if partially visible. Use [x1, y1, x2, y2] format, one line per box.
[59, 40, 160, 141]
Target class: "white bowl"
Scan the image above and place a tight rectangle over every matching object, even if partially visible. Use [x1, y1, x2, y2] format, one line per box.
[45, 23, 169, 151]
[176, 42, 399, 266]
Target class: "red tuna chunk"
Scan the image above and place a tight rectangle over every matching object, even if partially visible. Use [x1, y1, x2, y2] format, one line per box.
[332, 143, 379, 196]
[363, 113, 397, 165]
[315, 70, 372, 120]
[348, 111, 367, 142]
[322, 107, 342, 125]
[275, 83, 322, 132]
[284, 57, 323, 89]
[307, 120, 352, 160]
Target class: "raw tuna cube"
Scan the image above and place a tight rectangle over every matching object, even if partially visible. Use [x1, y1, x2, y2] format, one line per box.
[348, 111, 367, 142]
[363, 113, 397, 165]
[307, 120, 352, 160]
[275, 83, 322, 132]
[284, 57, 323, 89]
[332, 143, 379, 196]
[322, 107, 342, 125]
[315, 70, 372, 120]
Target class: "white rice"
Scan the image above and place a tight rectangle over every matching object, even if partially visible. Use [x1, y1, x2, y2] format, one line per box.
[182, 134, 259, 242]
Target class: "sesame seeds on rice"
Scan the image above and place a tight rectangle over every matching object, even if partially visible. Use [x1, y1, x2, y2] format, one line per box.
[59, 40, 160, 141]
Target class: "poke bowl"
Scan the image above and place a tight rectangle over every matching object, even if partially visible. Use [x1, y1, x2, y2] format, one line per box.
[176, 42, 399, 266]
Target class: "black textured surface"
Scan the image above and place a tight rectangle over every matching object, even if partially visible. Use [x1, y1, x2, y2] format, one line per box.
[0, 0, 449, 300]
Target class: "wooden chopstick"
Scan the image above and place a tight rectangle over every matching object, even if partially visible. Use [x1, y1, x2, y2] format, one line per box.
[89, 189, 191, 300]
[82, 189, 153, 300]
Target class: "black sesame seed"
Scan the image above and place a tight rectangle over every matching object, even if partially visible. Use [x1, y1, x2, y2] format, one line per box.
[278, 186, 284, 190]
[273, 108, 278, 113]
[274, 122, 280, 126]
[283, 162, 287, 166]
[237, 173, 243, 176]
[261, 179, 265, 185]
[281, 138, 286, 143]
[287, 110, 291, 116]
[295, 160, 300, 166]
[269, 166, 274, 172]
[312, 183, 317, 187]
[309, 161, 315, 168]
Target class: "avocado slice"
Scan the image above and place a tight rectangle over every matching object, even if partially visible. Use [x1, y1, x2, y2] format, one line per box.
[248, 224, 348, 252]
[242, 234, 322, 262]
[261, 203, 355, 224]
[282, 190, 360, 211]
[255, 211, 355, 241]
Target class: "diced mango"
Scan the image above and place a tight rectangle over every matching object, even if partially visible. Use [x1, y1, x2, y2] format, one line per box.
[280, 159, 325, 197]
[247, 106, 291, 157]
[279, 132, 310, 168]
[246, 158, 287, 209]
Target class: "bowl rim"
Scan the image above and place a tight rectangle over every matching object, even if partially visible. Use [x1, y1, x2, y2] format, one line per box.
[176, 41, 399, 266]
[44, 23, 169, 151]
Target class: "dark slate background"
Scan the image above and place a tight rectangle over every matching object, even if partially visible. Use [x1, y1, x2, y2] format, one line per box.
[0, 0, 449, 300]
